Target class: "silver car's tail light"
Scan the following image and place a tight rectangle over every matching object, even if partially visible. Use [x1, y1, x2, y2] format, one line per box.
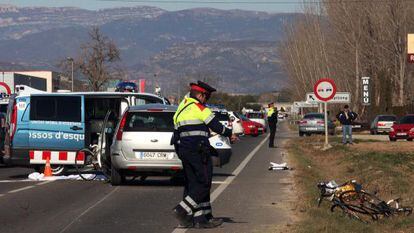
[116, 112, 128, 141]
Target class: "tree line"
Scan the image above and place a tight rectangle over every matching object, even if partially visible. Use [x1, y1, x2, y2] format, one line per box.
[279, 0, 414, 119]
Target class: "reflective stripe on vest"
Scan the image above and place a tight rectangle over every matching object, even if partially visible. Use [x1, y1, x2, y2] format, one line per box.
[175, 119, 204, 128]
[180, 131, 209, 137]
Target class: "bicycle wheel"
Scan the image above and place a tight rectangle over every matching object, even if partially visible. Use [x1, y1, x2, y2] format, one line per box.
[339, 190, 383, 219]
[75, 148, 98, 181]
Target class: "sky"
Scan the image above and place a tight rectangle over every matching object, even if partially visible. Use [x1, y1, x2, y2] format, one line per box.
[0, 0, 300, 13]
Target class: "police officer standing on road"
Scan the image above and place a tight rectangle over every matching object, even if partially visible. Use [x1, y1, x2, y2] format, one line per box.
[267, 103, 278, 148]
[172, 81, 237, 229]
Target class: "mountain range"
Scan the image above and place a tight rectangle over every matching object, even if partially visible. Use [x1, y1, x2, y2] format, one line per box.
[0, 4, 298, 93]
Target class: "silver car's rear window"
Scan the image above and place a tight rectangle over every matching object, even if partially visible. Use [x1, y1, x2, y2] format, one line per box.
[304, 114, 324, 119]
[124, 111, 175, 132]
[378, 116, 396, 121]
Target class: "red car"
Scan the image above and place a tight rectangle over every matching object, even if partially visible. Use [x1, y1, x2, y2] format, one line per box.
[389, 115, 414, 141]
[239, 114, 259, 136]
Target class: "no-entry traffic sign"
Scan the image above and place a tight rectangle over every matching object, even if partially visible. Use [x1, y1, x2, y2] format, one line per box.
[313, 78, 337, 102]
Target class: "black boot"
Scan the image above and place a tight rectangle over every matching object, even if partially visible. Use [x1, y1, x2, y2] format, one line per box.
[172, 205, 193, 228]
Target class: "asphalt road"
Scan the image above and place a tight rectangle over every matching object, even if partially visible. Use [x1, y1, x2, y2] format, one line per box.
[0, 123, 294, 233]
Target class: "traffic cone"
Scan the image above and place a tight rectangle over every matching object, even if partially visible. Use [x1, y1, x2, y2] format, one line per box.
[44, 156, 53, 177]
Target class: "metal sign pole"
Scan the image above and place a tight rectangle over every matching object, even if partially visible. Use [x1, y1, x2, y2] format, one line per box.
[324, 101, 328, 147]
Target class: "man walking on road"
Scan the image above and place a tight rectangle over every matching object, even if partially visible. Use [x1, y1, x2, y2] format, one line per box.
[172, 81, 237, 229]
[336, 105, 358, 145]
[267, 102, 278, 148]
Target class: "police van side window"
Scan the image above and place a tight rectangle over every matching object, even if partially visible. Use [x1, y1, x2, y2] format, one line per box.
[30, 96, 81, 122]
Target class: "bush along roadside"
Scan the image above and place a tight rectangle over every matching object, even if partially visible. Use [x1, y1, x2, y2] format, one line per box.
[287, 136, 414, 233]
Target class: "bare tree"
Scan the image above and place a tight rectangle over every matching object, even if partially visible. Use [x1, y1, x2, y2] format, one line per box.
[279, 0, 414, 119]
[78, 27, 121, 91]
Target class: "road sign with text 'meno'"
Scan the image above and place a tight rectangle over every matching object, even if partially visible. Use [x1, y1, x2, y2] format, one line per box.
[306, 92, 351, 104]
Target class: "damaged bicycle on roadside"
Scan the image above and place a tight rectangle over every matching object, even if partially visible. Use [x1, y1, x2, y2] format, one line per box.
[317, 180, 412, 223]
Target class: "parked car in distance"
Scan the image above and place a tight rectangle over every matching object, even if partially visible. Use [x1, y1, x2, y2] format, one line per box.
[370, 115, 397, 135]
[246, 111, 267, 133]
[227, 111, 244, 135]
[389, 114, 414, 141]
[213, 110, 233, 132]
[298, 113, 335, 137]
[238, 114, 259, 136]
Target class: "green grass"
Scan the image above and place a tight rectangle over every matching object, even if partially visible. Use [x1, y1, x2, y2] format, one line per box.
[287, 139, 414, 233]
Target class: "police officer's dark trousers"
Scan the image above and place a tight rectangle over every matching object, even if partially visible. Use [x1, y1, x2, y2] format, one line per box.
[178, 149, 213, 223]
[269, 123, 277, 147]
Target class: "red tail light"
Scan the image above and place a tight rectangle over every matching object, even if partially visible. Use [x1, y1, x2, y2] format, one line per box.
[317, 120, 325, 124]
[116, 112, 128, 141]
[10, 104, 17, 141]
[299, 120, 307, 125]
[377, 122, 386, 127]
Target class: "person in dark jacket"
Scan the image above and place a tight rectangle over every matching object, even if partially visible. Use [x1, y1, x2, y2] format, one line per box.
[267, 103, 278, 148]
[336, 105, 358, 145]
[172, 81, 237, 229]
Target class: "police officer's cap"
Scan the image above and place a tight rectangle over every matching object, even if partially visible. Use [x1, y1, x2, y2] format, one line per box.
[190, 81, 217, 94]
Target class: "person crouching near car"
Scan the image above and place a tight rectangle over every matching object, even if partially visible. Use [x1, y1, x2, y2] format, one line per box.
[336, 105, 358, 145]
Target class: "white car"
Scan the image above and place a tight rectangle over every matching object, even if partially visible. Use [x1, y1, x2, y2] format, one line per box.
[110, 104, 232, 185]
[227, 111, 244, 135]
[246, 111, 267, 133]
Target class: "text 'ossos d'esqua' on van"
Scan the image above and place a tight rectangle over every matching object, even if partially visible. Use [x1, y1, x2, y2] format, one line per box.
[28, 132, 84, 142]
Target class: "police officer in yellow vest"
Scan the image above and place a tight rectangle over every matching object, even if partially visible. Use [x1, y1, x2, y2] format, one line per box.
[267, 103, 278, 148]
[172, 81, 237, 229]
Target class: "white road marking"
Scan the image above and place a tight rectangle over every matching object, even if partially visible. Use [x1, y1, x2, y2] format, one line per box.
[171, 135, 270, 233]
[0, 180, 55, 197]
[8, 185, 35, 193]
[0, 179, 37, 183]
[59, 187, 120, 233]
[211, 181, 228, 184]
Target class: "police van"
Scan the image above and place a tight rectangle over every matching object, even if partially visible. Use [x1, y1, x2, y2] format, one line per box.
[3, 87, 168, 174]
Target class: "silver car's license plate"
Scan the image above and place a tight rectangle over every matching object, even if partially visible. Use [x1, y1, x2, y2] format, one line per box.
[135, 152, 175, 160]
[305, 127, 318, 131]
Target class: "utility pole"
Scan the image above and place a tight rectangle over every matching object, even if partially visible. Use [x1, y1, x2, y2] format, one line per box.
[66, 57, 74, 92]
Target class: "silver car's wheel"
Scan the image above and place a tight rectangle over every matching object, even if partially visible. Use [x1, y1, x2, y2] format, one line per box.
[111, 163, 125, 186]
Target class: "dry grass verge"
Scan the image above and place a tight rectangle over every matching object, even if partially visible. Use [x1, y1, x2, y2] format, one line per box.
[287, 135, 414, 233]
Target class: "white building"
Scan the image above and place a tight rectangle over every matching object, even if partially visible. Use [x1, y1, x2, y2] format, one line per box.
[0, 71, 69, 94]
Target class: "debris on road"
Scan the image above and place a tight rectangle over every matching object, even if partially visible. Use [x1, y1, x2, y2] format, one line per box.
[268, 162, 290, 171]
[28, 172, 108, 181]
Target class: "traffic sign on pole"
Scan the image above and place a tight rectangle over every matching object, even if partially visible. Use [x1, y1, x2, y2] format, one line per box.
[313, 78, 337, 102]
[313, 78, 336, 150]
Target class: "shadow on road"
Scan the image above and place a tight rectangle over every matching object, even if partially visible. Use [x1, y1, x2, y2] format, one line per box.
[213, 173, 235, 177]
[219, 217, 248, 224]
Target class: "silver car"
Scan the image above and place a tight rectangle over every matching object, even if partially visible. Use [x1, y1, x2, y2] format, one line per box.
[370, 115, 397, 135]
[298, 113, 335, 137]
[110, 104, 181, 185]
